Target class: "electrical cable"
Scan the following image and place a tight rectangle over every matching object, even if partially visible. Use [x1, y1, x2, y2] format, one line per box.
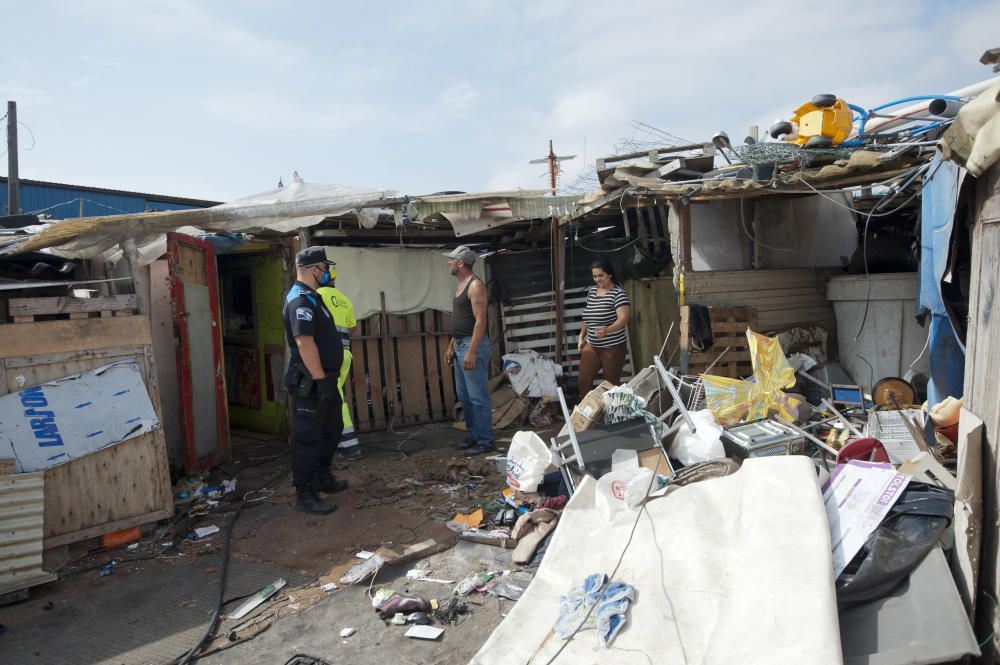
[849, 158, 942, 392]
[17, 120, 36, 150]
[174, 464, 291, 665]
[739, 194, 795, 253]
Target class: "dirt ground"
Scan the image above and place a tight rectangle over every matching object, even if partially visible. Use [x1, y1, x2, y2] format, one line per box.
[0, 422, 548, 665]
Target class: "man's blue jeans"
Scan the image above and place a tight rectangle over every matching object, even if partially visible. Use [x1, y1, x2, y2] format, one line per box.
[454, 336, 493, 446]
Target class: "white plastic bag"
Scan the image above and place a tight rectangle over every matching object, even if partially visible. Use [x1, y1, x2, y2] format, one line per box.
[668, 409, 725, 465]
[596, 467, 654, 520]
[505, 431, 553, 492]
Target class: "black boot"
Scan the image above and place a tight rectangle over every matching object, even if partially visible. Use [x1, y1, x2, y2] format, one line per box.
[313, 472, 349, 493]
[296, 490, 338, 514]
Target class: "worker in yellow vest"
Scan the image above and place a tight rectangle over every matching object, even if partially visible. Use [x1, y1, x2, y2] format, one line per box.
[318, 265, 361, 460]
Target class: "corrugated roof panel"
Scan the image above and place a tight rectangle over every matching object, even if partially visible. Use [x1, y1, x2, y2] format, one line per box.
[0, 179, 217, 219]
[0, 472, 54, 595]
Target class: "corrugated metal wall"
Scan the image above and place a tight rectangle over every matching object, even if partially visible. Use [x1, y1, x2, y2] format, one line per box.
[1, 180, 215, 218]
[0, 471, 52, 595]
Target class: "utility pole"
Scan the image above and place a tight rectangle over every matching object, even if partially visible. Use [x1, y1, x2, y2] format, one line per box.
[530, 140, 575, 366]
[6, 101, 19, 216]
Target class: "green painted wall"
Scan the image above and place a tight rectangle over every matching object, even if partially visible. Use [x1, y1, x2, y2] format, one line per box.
[225, 251, 288, 434]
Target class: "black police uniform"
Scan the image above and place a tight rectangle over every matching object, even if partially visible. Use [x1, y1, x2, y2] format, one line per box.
[282, 280, 344, 493]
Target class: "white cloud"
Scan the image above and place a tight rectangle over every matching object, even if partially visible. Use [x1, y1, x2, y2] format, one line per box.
[549, 88, 629, 135]
[202, 92, 377, 132]
[68, 0, 307, 67]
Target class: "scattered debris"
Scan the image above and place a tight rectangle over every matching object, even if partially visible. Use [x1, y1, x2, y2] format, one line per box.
[228, 578, 287, 621]
[404, 625, 444, 640]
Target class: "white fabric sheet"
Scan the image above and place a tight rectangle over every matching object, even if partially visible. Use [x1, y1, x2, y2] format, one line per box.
[469, 457, 842, 665]
[323, 246, 484, 320]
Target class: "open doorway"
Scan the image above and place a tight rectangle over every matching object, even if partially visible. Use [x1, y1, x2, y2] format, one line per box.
[216, 250, 290, 438]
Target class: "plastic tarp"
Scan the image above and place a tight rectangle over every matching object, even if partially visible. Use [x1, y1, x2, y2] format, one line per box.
[469, 457, 842, 665]
[916, 155, 965, 405]
[4, 181, 395, 263]
[702, 330, 801, 426]
[940, 79, 1000, 177]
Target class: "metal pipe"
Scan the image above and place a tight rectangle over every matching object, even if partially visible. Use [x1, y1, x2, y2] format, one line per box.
[653, 355, 697, 432]
[556, 387, 586, 473]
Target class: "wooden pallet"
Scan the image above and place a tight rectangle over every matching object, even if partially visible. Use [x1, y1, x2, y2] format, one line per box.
[7, 295, 137, 323]
[680, 305, 757, 378]
[500, 286, 634, 380]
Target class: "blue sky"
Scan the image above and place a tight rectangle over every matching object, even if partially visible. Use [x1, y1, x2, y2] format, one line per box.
[2, 0, 998, 203]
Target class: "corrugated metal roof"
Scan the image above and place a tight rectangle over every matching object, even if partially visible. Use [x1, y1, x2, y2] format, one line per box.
[414, 190, 581, 222]
[0, 472, 55, 595]
[1, 177, 219, 219]
[0, 176, 221, 207]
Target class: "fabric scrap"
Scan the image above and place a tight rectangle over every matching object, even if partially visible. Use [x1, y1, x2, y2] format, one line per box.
[554, 573, 635, 646]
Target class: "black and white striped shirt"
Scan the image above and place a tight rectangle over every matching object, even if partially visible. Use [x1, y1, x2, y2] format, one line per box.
[582, 285, 630, 348]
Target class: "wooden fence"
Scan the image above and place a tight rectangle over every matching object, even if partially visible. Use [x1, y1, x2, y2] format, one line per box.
[343, 310, 458, 432]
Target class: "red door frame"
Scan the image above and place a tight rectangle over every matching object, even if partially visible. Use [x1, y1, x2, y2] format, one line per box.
[167, 232, 230, 471]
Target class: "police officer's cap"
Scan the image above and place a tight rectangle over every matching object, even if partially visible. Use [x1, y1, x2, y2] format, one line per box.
[296, 246, 336, 268]
[443, 245, 478, 266]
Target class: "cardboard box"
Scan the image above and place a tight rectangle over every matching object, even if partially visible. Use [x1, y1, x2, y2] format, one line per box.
[559, 381, 615, 436]
[638, 447, 673, 478]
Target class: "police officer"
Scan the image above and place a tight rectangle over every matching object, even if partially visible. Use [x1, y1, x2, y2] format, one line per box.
[283, 247, 348, 514]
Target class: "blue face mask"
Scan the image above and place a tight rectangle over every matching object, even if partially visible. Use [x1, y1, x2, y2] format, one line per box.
[318, 268, 332, 286]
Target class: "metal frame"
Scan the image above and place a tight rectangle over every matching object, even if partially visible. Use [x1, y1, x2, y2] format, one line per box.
[550, 358, 691, 495]
[168, 231, 231, 471]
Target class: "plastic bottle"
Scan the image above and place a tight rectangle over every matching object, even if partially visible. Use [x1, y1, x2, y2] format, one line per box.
[375, 592, 438, 618]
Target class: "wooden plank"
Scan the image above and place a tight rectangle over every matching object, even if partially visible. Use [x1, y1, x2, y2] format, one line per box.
[2, 346, 147, 370]
[396, 314, 429, 424]
[506, 322, 584, 338]
[689, 351, 753, 364]
[423, 311, 445, 420]
[0, 459, 14, 475]
[3, 350, 146, 395]
[364, 319, 388, 429]
[673, 201, 693, 271]
[0, 316, 153, 359]
[44, 509, 172, 549]
[42, 430, 172, 543]
[685, 269, 836, 288]
[7, 295, 136, 317]
[438, 312, 457, 410]
[175, 242, 208, 286]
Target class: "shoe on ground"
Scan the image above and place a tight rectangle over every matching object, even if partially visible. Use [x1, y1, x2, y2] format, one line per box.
[455, 438, 476, 450]
[296, 491, 338, 514]
[336, 447, 362, 461]
[464, 444, 496, 457]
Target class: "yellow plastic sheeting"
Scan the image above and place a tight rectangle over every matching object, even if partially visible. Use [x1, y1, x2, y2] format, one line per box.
[703, 330, 801, 426]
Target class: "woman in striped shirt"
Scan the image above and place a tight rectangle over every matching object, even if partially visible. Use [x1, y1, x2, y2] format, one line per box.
[577, 258, 631, 393]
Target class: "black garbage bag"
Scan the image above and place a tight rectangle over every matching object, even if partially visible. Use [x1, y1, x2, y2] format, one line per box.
[836, 481, 954, 609]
